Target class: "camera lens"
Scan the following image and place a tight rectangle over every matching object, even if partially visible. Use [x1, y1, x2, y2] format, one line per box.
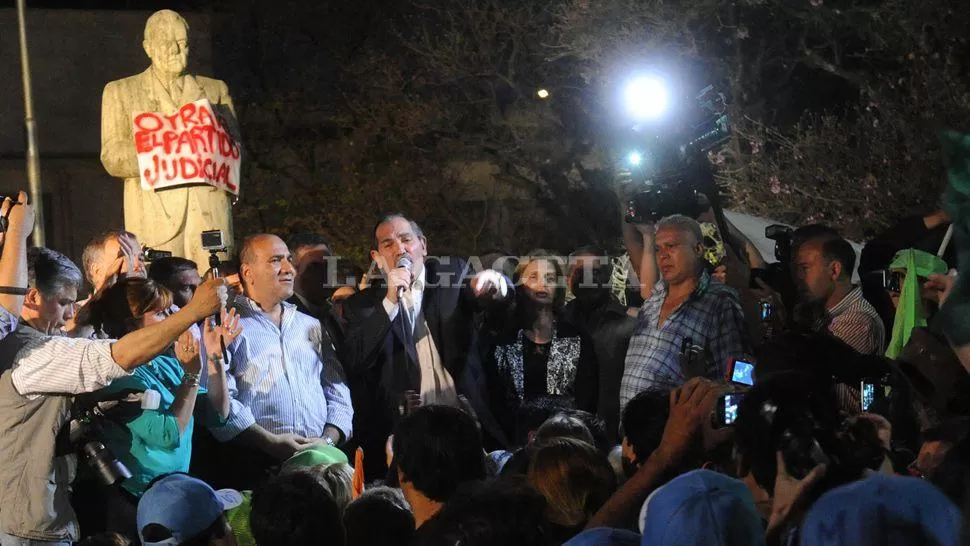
[81, 440, 132, 486]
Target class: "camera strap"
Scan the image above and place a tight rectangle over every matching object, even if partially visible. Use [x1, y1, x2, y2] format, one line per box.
[0, 286, 28, 295]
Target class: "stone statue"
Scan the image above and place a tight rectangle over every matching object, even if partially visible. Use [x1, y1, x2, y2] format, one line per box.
[101, 9, 238, 269]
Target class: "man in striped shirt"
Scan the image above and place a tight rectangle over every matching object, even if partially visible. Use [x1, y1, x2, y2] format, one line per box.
[795, 235, 885, 356]
[209, 234, 353, 488]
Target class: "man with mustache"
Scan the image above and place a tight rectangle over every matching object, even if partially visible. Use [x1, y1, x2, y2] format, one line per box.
[207, 234, 353, 489]
[620, 214, 751, 411]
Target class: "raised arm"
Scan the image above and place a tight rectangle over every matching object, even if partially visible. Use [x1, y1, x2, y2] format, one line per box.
[0, 191, 34, 317]
[110, 278, 225, 369]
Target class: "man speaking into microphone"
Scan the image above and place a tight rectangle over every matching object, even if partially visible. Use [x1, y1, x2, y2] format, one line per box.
[343, 213, 513, 479]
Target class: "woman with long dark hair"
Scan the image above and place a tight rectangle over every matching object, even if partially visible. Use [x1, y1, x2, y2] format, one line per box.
[486, 251, 583, 437]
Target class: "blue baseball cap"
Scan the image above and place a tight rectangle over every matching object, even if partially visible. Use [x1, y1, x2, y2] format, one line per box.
[565, 528, 642, 546]
[137, 474, 242, 546]
[640, 469, 765, 546]
[799, 473, 961, 546]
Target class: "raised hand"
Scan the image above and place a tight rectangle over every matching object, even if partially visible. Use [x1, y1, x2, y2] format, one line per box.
[0, 191, 35, 245]
[117, 233, 146, 279]
[184, 278, 228, 321]
[471, 270, 508, 299]
[203, 308, 242, 369]
[766, 451, 827, 540]
[174, 329, 202, 374]
[654, 377, 723, 466]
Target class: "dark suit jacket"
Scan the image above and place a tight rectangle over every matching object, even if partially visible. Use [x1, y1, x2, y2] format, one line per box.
[341, 257, 510, 478]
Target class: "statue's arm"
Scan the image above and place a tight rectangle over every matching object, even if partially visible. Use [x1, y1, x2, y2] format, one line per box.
[100, 81, 140, 180]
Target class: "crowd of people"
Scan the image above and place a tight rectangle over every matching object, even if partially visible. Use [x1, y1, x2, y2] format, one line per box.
[0, 181, 968, 546]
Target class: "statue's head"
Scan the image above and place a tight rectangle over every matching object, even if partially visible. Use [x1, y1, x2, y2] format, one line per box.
[143, 10, 189, 77]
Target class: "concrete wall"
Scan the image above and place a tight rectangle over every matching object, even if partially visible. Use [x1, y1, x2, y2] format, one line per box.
[0, 8, 213, 264]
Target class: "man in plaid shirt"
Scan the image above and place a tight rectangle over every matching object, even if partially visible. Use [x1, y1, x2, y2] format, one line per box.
[620, 215, 751, 411]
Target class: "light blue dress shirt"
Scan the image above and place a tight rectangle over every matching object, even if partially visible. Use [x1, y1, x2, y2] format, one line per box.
[211, 297, 353, 442]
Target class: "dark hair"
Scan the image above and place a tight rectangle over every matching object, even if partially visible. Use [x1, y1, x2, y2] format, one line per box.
[820, 238, 857, 280]
[534, 414, 595, 447]
[27, 247, 83, 296]
[791, 224, 840, 252]
[87, 277, 173, 338]
[286, 233, 332, 253]
[527, 438, 617, 536]
[373, 213, 425, 250]
[393, 405, 485, 502]
[250, 471, 345, 546]
[514, 396, 576, 447]
[148, 257, 198, 284]
[501, 442, 543, 478]
[413, 478, 556, 546]
[621, 389, 671, 464]
[569, 245, 608, 258]
[343, 486, 415, 546]
[76, 532, 132, 546]
[558, 409, 610, 453]
[81, 229, 137, 284]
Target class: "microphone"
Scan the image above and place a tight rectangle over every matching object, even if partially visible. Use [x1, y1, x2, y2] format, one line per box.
[396, 255, 413, 299]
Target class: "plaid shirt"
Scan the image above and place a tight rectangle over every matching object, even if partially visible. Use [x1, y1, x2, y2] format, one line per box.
[620, 271, 751, 410]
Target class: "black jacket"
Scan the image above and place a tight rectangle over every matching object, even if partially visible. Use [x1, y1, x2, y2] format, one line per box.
[340, 257, 511, 478]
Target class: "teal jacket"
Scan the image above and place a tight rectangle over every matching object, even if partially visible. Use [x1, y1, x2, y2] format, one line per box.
[98, 355, 226, 496]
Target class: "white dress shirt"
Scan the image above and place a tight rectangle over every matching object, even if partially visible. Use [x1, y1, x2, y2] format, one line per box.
[0, 306, 128, 399]
[213, 297, 354, 442]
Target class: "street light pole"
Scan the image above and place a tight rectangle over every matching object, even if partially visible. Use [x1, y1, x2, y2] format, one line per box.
[16, 0, 45, 247]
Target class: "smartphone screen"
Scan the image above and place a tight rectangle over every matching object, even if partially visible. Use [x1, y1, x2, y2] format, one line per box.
[861, 382, 875, 411]
[731, 360, 755, 386]
[723, 393, 742, 425]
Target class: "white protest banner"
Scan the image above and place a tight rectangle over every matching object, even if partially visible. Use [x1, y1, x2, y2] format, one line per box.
[133, 98, 241, 195]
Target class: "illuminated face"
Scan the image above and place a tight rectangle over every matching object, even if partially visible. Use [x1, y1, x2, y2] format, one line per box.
[371, 217, 428, 276]
[168, 268, 202, 308]
[140, 307, 170, 329]
[241, 235, 296, 305]
[520, 259, 558, 306]
[28, 285, 78, 334]
[654, 226, 702, 284]
[794, 242, 835, 303]
[145, 20, 189, 76]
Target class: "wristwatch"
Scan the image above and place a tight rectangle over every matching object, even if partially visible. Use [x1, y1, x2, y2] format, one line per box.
[324, 436, 335, 447]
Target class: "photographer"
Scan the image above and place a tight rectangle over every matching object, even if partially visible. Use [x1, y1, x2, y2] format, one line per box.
[0, 235, 225, 546]
[620, 214, 751, 410]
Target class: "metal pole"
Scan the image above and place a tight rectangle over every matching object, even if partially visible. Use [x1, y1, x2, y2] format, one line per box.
[16, 0, 45, 247]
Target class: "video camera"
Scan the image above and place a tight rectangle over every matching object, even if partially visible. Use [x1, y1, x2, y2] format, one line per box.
[141, 247, 173, 263]
[623, 84, 730, 225]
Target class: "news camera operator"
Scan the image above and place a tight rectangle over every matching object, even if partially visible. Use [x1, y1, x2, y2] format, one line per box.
[0, 200, 226, 546]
